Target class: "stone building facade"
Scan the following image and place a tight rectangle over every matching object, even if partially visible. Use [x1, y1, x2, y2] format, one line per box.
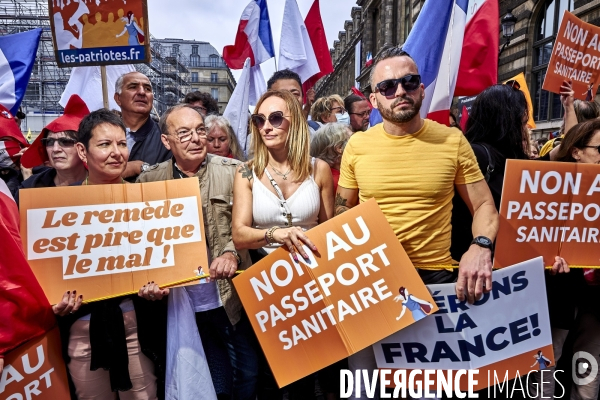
[316, 0, 600, 135]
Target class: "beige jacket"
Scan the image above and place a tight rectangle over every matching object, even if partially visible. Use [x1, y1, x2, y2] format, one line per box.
[137, 155, 251, 325]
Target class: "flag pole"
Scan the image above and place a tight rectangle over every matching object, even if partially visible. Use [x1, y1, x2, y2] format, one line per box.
[273, 56, 278, 72]
[100, 66, 109, 109]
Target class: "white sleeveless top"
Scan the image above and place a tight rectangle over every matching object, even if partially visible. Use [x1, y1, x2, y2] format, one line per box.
[252, 158, 320, 253]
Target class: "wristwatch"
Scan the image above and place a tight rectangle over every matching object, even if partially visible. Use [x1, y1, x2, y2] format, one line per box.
[471, 236, 493, 250]
[222, 250, 241, 265]
[141, 162, 150, 173]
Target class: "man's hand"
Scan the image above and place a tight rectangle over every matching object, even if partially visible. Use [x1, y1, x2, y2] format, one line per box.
[306, 88, 316, 106]
[456, 245, 493, 304]
[209, 252, 238, 280]
[122, 160, 144, 179]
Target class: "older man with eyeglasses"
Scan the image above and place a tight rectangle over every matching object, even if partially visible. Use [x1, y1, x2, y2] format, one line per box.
[136, 104, 259, 399]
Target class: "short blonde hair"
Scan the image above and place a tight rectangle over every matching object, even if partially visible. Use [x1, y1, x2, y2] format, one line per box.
[250, 90, 311, 181]
[310, 123, 351, 168]
[204, 115, 245, 160]
[310, 95, 344, 123]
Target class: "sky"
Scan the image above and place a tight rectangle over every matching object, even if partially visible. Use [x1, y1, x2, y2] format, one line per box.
[146, 0, 358, 82]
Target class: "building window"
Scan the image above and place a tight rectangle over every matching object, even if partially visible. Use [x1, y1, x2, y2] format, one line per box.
[191, 72, 198, 83]
[211, 88, 219, 100]
[211, 73, 218, 83]
[191, 45, 198, 55]
[190, 54, 199, 67]
[171, 44, 179, 57]
[403, 0, 412, 41]
[532, 0, 573, 122]
[209, 54, 219, 67]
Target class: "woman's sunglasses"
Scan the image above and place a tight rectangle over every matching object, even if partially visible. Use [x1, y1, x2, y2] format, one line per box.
[251, 111, 289, 130]
[375, 74, 421, 97]
[584, 145, 600, 153]
[42, 137, 77, 148]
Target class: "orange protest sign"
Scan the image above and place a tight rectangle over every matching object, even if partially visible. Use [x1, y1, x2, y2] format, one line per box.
[542, 11, 600, 100]
[233, 199, 437, 387]
[48, 0, 150, 67]
[495, 159, 600, 268]
[1, 328, 70, 400]
[504, 73, 536, 129]
[19, 179, 209, 303]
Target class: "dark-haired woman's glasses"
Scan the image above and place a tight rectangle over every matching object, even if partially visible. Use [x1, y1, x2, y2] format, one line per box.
[375, 74, 421, 97]
[584, 144, 600, 153]
[251, 111, 289, 129]
[42, 137, 77, 148]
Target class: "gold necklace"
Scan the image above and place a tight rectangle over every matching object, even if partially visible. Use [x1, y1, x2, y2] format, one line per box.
[269, 164, 292, 180]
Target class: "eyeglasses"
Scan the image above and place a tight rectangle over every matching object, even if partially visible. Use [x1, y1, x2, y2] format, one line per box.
[505, 80, 521, 90]
[584, 145, 600, 153]
[174, 126, 207, 143]
[375, 74, 421, 97]
[330, 106, 347, 115]
[251, 111, 289, 130]
[42, 137, 77, 148]
[349, 110, 371, 118]
[193, 105, 208, 114]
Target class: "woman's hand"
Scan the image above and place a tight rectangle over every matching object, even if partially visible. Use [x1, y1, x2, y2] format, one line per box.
[138, 282, 169, 301]
[52, 290, 83, 316]
[272, 227, 318, 262]
[551, 256, 570, 275]
[560, 80, 574, 109]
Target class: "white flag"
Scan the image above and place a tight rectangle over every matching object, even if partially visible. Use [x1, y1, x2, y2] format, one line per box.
[59, 65, 136, 111]
[223, 58, 252, 157]
[278, 0, 320, 83]
[165, 287, 217, 400]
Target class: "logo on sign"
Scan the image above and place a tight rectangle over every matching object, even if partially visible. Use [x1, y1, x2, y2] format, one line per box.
[572, 351, 599, 386]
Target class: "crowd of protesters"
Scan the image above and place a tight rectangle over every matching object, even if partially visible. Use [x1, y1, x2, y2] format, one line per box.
[1, 44, 599, 400]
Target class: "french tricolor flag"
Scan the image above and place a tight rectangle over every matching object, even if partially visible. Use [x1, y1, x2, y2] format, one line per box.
[403, 0, 498, 125]
[223, 0, 275, 69]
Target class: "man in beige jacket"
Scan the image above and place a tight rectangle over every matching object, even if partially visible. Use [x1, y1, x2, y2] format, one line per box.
[137, 104, 259, 399]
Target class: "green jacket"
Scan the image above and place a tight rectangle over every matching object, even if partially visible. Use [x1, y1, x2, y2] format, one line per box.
[137, 155, 250, 325]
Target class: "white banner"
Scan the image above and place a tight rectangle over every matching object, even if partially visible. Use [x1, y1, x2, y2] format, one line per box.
[373, 258, 552, 370]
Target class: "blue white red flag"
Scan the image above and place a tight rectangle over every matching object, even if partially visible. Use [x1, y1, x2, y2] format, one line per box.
[403, 0, 467, 124]
[0, 29, 42, 114]
[365, 52, 373, 68]
[223, 0, 275, 69]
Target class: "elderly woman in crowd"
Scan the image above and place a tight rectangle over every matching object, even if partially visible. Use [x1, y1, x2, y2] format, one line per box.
[309, 94, 349, 128]
[53, 109, 166, 400]
[204, 114, 245, 160]
[232, 89, 334, 398]
[310, 122, 351, 193]
[18, 95, 89, 202]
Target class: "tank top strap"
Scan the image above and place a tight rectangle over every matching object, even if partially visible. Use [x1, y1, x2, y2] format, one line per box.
[311, 157, 316, 179]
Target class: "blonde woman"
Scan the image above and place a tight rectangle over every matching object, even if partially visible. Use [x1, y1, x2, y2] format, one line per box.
[310, 122, 351, 193]
[232, 89, 334, 398]
[204, 115, 245, 160]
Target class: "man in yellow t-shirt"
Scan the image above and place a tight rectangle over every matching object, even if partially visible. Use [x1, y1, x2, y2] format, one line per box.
[336, 47, 499, 398]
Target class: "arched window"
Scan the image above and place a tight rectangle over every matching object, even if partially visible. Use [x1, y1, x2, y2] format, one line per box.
[532, 0, 573, 122]
[209, 54, 219, 67]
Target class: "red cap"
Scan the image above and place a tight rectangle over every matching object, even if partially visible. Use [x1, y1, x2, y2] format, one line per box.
[0, 104, 28, 146]
[21, 95, 90, 168]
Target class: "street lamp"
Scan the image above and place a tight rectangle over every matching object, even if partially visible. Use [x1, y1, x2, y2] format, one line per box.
[499, 9, 518, 56]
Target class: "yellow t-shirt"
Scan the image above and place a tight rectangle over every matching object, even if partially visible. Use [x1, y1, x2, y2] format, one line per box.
[339, 120, 483, 266]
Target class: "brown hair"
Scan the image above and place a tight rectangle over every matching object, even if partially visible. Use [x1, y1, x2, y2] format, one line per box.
[554, 120, 600, 162]
[250, 90, 311, 181]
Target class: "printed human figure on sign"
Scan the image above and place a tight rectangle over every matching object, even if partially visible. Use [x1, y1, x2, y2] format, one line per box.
[394, 286, 433, 322]
[116, 11, 145, 45]
[531, 350, 552, 370]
